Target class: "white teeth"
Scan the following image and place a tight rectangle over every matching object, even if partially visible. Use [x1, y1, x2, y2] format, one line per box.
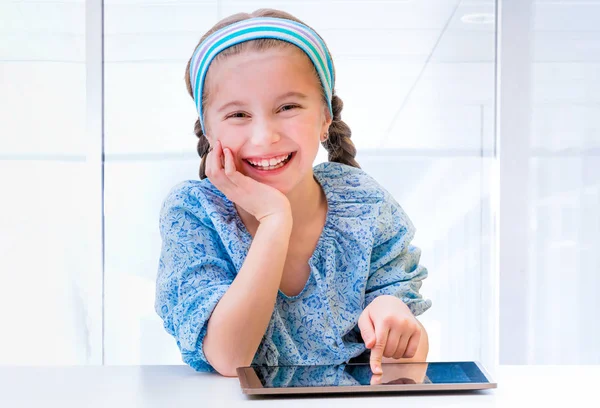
[247, 153, 291, 170]
[248, 154, 290, 167]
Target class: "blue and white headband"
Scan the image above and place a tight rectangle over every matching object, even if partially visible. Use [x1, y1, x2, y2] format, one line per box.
[189, 17, 335, 133]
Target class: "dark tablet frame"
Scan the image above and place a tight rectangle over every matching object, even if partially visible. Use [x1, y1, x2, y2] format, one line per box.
[237, 361, 497, 395]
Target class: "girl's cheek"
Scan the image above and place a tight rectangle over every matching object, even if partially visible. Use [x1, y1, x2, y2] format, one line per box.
[215, 128, 240, 145]
[216, 134, 245, 162]
[219, 135, 245, 152]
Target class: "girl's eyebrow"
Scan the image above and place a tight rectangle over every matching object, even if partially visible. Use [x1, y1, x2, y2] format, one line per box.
[217, 100, 247, 113]
[276, 91, 308, 101]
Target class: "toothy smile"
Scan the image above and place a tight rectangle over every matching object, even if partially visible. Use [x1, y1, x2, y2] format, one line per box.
[244, 153, 293, 170]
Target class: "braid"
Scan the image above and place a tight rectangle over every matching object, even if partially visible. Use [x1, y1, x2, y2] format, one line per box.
[323, 93, 360, 168]
[194, 118, 210, 179]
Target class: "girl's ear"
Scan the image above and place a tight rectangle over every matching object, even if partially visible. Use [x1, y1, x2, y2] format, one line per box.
[321, 105, 333, 133]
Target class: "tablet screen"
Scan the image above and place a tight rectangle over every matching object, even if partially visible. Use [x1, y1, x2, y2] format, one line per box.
[251, 362, 490, 388]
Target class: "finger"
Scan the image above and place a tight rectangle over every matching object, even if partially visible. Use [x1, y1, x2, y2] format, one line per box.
[213, 141, 224, 170]
[358, 311, 376, 349]
[223, 148, 237, 179]
[222, 151, 254, 189]
[370, 374, 383, 386]
[384, 327, 401, 358]
[370, 323, 389, 376]
[403, 330, 422, 359]
[207, 142, 236, 193]
[384, 378, 416, 385]
[205, 140, 221, 177]
[392, 334, 410, 359]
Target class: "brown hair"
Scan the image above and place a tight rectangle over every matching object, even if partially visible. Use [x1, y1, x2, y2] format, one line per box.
[184, 8, 360, 179]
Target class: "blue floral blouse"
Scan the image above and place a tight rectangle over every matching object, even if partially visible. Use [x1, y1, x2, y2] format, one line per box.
[155, 162, 432, 373]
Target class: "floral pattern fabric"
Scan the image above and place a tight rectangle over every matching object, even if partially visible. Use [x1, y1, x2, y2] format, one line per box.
[155, 162, 432, 372]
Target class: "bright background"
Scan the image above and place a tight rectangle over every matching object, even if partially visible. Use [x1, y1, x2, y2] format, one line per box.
[0, 0, 598, 369]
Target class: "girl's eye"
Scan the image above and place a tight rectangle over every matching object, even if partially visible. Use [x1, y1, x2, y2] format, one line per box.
[279, 104, 299, 112]
[226, 112, 248, 119]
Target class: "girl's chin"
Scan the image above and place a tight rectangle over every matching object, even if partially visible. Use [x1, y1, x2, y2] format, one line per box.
[241, 169, 310, 195]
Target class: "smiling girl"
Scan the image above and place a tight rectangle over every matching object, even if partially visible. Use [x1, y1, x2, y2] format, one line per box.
[155, 8, 432, 378]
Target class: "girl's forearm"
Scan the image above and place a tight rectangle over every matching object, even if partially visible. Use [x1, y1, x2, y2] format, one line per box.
[203, 215, 292, 377]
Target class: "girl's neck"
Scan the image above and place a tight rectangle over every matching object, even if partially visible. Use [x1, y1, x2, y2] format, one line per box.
[286, 171, 326, 226]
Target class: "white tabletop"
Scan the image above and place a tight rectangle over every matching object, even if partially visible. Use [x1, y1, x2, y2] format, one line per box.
[2, 365, 598, 407]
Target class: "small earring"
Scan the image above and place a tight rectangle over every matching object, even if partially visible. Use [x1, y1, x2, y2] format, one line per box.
[322, 132, 329, 142]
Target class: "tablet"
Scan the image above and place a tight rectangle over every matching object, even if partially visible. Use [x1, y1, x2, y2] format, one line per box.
[237, 361, 497, 395]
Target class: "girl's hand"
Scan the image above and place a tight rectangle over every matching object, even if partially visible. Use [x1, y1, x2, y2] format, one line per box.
[358, 295, 422, 375]
[205, 141, 292, 224]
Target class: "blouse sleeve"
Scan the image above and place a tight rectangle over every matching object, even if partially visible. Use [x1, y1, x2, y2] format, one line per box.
[364, 198, 432, 317]
[154, 183, 236, 372]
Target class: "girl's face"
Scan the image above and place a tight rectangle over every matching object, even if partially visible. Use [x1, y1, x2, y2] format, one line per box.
[203, 46, 332, 195]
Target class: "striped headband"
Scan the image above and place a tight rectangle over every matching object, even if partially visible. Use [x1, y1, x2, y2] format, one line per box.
[189, 17, 335, 133]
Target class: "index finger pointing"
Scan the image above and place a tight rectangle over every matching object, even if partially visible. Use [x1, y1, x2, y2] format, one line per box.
[370, 327, 389, 375]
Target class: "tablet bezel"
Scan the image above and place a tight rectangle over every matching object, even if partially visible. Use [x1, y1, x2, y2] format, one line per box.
[236, 361, 497, 395]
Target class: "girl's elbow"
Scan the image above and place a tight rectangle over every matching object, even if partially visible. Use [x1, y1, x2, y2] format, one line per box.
[215, 365, 240, 378]
[211, 357, 253, 377]
[204, 341, 252, 377]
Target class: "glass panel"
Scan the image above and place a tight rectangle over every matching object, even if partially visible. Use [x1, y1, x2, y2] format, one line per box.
[103, 0, 219, 364]
[0, 0, 101, 364]
[499, 0, 600, 364]
[527, 0, 600, 362]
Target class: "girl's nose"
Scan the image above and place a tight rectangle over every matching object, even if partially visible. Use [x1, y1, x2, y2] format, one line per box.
[250, 119, 280, 146]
